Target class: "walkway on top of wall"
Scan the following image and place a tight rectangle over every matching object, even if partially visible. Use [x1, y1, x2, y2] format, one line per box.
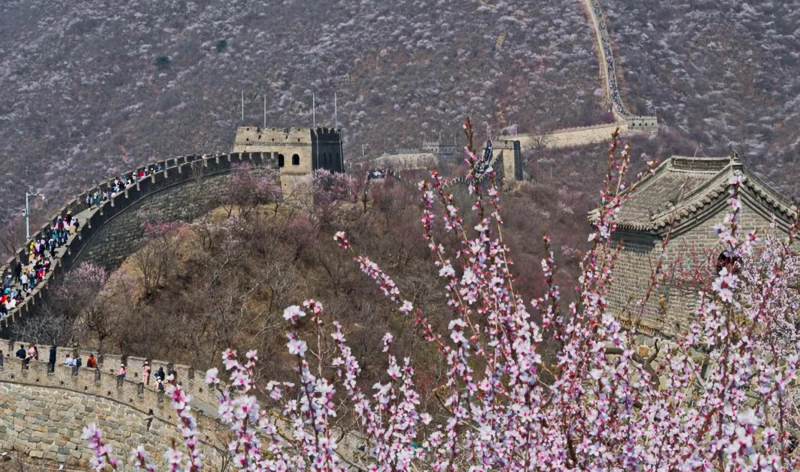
[1, 153, 274, 331]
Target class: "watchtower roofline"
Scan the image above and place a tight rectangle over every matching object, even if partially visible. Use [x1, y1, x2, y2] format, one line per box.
[597, 155, 797, 234]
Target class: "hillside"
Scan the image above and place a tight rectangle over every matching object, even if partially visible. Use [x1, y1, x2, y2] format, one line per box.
[7, 154, 600, 390]
[0, 0, 601, 222]
[603, 0, 800, 195]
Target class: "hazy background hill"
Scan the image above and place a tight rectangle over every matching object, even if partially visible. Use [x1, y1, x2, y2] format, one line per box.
[603, 0, 800, 192]
[0, 0, 601, 222]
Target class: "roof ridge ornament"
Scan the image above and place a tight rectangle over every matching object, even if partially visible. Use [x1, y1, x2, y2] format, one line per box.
[729, 145, 741, 165]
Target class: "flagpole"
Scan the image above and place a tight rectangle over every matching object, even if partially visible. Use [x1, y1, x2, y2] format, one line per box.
[312, 92, 316, 128]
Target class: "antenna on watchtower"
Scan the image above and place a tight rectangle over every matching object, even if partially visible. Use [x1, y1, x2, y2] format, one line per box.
[263, 93, 267, 128]
[312, 92, 317, 129]
[240, 90, 244, 123]
[334, 92, 338, 129]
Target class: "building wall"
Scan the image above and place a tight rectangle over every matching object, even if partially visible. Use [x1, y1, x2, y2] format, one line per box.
[311, 128, 344, 173]
[232, 126, 343, 194]
[499, 140, 522, 182]
[610, 190, 785, 337]
[0, 358, 226, 470]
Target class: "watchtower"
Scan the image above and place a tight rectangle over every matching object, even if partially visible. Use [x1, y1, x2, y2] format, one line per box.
[232, 126, 344, 193]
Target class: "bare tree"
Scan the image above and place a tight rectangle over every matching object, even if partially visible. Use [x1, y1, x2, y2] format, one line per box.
[9, 264, 109, 347]
[0, 215, 25, 260]
[131, 221, 182, 298]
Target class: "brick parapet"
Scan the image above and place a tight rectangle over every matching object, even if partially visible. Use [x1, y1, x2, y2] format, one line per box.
[2, 338, 221, 411]
[0, 356, 228, 469]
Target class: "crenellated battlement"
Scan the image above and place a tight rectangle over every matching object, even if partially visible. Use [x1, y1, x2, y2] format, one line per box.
[0, 338, 365, 469]
[1, 338, 221, 408]
[0, 342, 230, 469]
[311, 126, 343, 143]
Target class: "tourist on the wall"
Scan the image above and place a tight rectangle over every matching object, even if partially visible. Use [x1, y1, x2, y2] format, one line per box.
[142, 361, 151, 386]
[73, 356, 82, 375]
[64, 354, 75, 367]
[168, 366, 177, 385]
[119, 364, 126, 379]
[15, 345, 25, 359]
[48, 345, 56, 373]
[27, 345, 38, 362]
[155, 366, 165, 382]
[86, 353, 97, 368]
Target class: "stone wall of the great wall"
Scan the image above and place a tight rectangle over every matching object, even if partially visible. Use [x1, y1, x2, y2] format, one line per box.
[71, 153, 277, 270]
[0, 357, 227, 470]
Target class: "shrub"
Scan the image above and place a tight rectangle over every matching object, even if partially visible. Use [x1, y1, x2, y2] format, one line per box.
[154, 56, 171, 70]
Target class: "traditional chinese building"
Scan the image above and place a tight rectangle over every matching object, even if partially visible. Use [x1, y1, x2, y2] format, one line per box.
[607, 154, 797, 338]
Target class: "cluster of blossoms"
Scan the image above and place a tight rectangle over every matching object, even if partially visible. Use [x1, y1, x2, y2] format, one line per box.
[86, 124, 800, 470]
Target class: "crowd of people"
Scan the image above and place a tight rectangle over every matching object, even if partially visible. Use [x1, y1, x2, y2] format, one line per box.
[0, 343, 179, 392]
[592, 0, 631, 118]
[85, 164, 164, 208]
[1, 211, 81, 318]
[1, 163, 168, 319]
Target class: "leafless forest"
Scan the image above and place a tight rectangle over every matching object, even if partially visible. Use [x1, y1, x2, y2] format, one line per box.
[603, 0, 800, 194]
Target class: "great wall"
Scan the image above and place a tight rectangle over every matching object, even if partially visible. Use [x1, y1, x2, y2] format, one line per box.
[0, 152, 275, 330]
[0, 151, 372, 469]
[0, 336, 367, 470]
[505, 0, 658, 150]
[0, 338, 227, 469]
[0, 1, 661, 467]
[0, 153, 262, 466]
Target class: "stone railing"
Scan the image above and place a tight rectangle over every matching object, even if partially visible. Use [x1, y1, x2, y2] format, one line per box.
[1, 338, 221, 410]
[0, 338, 368, 469]
[1, 152, 276, 332]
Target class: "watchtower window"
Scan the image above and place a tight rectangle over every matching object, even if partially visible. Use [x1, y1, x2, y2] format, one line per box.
[292, 154, 300, 166]
[278, 154, 285, 167]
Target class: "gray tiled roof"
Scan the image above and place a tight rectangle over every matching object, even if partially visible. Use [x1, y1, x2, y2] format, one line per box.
[613, 156, 796, 231]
